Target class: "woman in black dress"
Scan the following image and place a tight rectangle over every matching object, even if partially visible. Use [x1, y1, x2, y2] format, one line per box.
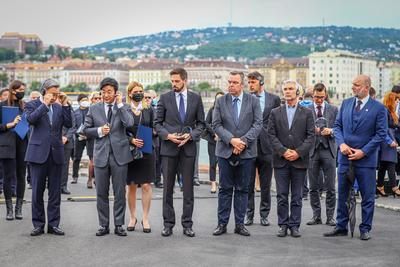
[126, 82, 155, 233]
[0, 80, 28, 220]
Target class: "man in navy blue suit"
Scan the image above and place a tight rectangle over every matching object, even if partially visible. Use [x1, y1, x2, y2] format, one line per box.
[324, 75, 387, 241]
[24, 79, 72, 236]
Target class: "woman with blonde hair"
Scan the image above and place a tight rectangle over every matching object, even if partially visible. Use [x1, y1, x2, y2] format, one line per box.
[125, 81, 155, 233]
[376, 92, 400, 197]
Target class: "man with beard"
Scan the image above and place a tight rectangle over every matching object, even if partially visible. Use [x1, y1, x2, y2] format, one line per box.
[154, 68, 205, 237]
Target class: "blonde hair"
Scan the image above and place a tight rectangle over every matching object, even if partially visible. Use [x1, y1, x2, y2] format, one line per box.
[126, 81, 149, 109]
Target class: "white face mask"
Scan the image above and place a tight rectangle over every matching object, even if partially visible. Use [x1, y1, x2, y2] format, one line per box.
[80, 101, 90, 108]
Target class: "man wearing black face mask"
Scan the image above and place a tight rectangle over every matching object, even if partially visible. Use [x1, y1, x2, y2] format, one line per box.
[0, 80, 28, 221]
[154, 68, 205, 237]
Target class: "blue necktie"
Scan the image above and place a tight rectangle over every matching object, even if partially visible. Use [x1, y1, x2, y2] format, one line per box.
[47, 106, 53, 125]
[179, 93, 186, 123]
[232, 97, 239, 125]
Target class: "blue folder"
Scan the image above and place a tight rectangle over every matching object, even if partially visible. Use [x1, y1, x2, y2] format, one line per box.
[14, 113, 30, 139]
[137, 125, 153, 154]
[2, 106, 19, 124]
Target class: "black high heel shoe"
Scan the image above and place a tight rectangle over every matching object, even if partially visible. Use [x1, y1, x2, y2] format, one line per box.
[376, 186, 388, 197]
[141, 220, 151, 233]
[392, 187, 400, 198]
[127, 218, 137, 231]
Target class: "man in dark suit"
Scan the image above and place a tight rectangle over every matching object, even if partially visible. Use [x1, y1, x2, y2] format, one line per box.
[24, 79, 72, 236]
[267, 80, 315, 238]
[154, 68, 205, 237]
[71, 94, 90, 184]
[212, 71, 262, 236]
[84, 78, 134, 237]
[244, 71, 280, 227]
[306, 83, 338, 227]
[324, 75, 387, 241]
[61, 95, 75, 195]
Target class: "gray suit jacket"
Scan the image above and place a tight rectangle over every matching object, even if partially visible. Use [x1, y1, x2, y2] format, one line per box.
[310, 103, 338, 158]
[258, 91, 281, 156]
[267, 104, 315, 169]
[212, 92, 262, 159]
[83, 102, 134, 168]
[62, 108, 76, 150]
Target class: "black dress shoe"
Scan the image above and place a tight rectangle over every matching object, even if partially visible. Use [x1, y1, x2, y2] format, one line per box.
[141, 221, 151, 233]
[193, 180, 200, 186]
[244, 216, 253, 226]
[360, 231, 371, 241]
[290, 227, 301, 238]
[306, 217, 322, 225]
[277, 226, 288, 237]
[326, 218, 336, 226]
[260, 217, 270, 226]
[127, 218, 137, 231]
[48, 226, 65, 235]
[30, 227, 45, 236]
[61, 188, 71, 195]
[155, 182, 163, 188]
[183, 228, 195, 237]
[161, 227, 173, 237]
[114, 226, 127, 236]
[213, 224, 227, 236]
[323, 228, 348, 237]
[96, 226, 110, 236]
[234, 224, 250, 236]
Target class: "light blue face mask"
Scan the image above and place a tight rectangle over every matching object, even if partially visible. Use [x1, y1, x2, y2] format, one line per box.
[151, 99, 158, 106]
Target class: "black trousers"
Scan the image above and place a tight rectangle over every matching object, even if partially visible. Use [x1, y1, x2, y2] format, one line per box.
[162, 154, 195, 229]
[30, 153, 62, 228]
[61, 146, 73, 188]
[246, 153, 273, 219]
[309, 147, 336, 219]
[377, 160, 397, 188]
[72, 139, 86, 178]
[154, 141, 162, 184]
[207, 142, 217, 182]
[275, 166, 306, 228]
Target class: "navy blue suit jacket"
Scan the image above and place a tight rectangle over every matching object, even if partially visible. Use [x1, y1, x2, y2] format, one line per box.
[334, 97, 387, 168]
[24, 99, 72, 165]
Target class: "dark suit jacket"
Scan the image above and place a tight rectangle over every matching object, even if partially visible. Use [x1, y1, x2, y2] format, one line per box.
[310, 103, 338, 158]
[73, 107, 88, 136]
[334, 97, 387, 168]
[154, 90, 205, 157]
[63, 108, 76, 150]
[24, 99, 72, 164]
[258, 91, 281, 156]
[203, 106, 216, 144]
[267, 104, 315, 169]
[212, 92, 262, 159]
[0, 100, 26, 159]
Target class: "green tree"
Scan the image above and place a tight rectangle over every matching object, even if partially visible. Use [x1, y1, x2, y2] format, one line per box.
[61, 83, 90, 92]
[0, 73, 8, 87]
[0, 48, 16, 62]
[25, 43, 38, 55]
[146, 81, 171, 93]
[29, 81, 41, 93]
[45, 45, 55, 56]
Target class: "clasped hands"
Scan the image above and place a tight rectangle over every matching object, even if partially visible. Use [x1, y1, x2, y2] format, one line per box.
[315, 127, 332, 136]
[339, 143, 365, 160]
[230, 138, 246, 155]
[167, 133, 191, 147]
[283, 149, 299, 161]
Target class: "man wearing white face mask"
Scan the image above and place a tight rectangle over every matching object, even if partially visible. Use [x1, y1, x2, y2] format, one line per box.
[71, 94, 90, 187]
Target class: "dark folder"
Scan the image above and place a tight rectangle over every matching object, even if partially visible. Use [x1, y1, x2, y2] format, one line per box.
[137, 125, 153, 154]
[2, 106, 19, 124]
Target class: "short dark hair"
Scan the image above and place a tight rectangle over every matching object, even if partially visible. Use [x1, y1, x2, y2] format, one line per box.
[0, 88, 9, 95]
[369, 87, 376, 97]
[99, 77, 118, 92]
[247, 71, 264, 83]
[391, 85, 400, 94]
[229, 71, 245, 85]
[170, 68, 188, 81]
[313, 83, 326, 93]
[77, 93, 87, 102]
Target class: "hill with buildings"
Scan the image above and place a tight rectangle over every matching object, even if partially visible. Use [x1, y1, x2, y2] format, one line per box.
[78, 26, 400, 62]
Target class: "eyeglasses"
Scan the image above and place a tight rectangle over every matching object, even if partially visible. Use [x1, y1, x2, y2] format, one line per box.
[93, 97, 102, 100]
[144, 97, 152, 99]
[313, 96, 325, 99]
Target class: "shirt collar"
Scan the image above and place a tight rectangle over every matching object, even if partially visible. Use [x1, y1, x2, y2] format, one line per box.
[286, 102, 298, 109]
[175, 88, 187, 97]
[232, 91, 243, 102]
[314, 101, 325, 110]
[356, 95, 369, 105]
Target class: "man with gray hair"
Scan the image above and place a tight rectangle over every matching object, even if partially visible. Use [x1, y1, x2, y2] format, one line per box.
[24, 78, 72, 236]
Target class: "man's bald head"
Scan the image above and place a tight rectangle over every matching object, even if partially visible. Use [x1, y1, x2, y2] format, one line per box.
[352, 75, 371, 99]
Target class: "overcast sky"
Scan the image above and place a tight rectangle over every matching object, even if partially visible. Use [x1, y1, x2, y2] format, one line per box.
[1, 0, 399, 47]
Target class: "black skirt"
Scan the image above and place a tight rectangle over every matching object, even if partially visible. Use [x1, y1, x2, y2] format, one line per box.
[127, 152, 155, 185]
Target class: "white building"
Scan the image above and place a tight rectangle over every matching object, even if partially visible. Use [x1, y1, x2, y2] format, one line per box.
[309, 49, 379, 103]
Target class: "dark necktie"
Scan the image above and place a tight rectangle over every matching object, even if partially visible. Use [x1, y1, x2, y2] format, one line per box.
[317, 105, 323, 118]
[232, 97, 239, 125]
[107, 104, 113, 123]
[179, 93, 186, 123]
[355, 100, 362, 112]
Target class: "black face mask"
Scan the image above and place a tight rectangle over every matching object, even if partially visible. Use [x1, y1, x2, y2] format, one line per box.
[131, 93, 144, 102]
[15, 92, 25, 100]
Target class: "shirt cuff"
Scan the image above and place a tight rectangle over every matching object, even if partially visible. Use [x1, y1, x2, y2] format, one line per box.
[97, 127, 104, 138]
